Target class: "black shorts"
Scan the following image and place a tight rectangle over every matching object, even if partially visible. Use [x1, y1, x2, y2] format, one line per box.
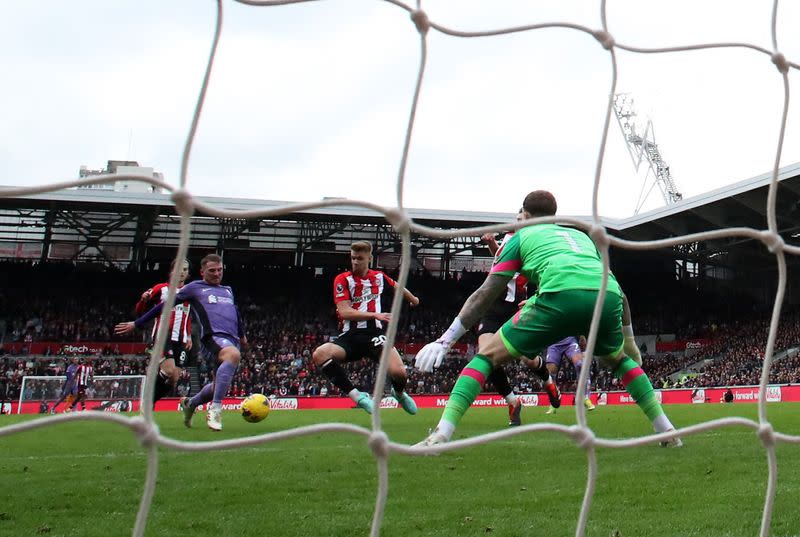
[156, 340, 196, 368]
[477, 302, 519, 336]
[333, 330, 395, 362]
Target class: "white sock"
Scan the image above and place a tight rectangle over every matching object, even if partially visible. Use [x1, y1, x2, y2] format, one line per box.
[434, 419, 456, 441]
[211, 402, 222, 411]
[652, 413, 674, 433]
[348, 389, 362, 403]
[505, 393, 518, 406]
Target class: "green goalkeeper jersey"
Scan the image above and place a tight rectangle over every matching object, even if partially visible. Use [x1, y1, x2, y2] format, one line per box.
[490, 223, 622, 297]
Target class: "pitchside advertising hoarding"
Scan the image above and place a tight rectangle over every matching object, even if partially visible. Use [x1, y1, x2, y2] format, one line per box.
[7, 385, 800, 414]
[654, 338, 713, 353]
[0, 341, 148, 355]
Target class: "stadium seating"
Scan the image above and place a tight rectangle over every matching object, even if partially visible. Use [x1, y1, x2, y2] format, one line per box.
[1, 261, 799, 403]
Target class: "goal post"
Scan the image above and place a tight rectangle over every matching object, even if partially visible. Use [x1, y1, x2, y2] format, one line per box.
[16, 375, 147, 414]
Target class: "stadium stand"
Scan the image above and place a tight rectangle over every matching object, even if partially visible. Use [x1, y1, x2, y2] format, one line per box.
[2, 261, 800, 407]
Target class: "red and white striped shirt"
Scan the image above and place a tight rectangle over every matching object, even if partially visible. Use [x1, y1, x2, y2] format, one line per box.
[504, 273, 529, 303]
[333, 269, 396, 332]
[76, 364, 93, 388]
[497, 232, 529, 304]
[135, 283, 191, 344]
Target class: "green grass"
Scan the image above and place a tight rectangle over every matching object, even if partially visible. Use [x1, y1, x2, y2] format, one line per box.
[2, 403, 800, 537]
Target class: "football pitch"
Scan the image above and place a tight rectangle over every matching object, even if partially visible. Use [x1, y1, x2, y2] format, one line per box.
[2, 403, 800, 537]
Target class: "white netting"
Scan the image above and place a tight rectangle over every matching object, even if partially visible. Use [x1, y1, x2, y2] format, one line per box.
[3, 1, 800, 536]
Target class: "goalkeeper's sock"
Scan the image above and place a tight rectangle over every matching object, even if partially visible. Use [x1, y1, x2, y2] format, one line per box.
[438, 355, 493, 440]
[189, 383, 213, 409]
[613, 356, 673, 432]
[320, 359, 356, 394]
[212, 360, 237, 404]
[487, 367, 513, 398]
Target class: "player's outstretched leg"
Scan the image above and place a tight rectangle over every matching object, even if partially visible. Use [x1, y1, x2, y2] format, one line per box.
[313, 344, 372, 415]
[207, 360, 237, 431]
[573, 360, 595, 411]
[508, 399, 522, 426]
[388, 351, 417, 415]
[152, 369, 173, 408]
[179, 396, 196, 427]
[206, 406, 222, 431]
[50, 390, 69, 414]
[612, 356, 681, 447]
[416, 354, 493, 447]
[391, 386, 417, 415]
[183, 383, 213, 428]
[487, 367, 521, 426]
[355, 392, 374, 414]
[530, 357, 561, 409]
[69, 391, 85, 412]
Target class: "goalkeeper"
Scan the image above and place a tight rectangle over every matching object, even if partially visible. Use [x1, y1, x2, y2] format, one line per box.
[415, 190, 679, 447]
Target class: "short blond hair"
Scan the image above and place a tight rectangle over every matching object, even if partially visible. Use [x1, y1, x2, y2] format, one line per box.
[350, 241, 372, 255]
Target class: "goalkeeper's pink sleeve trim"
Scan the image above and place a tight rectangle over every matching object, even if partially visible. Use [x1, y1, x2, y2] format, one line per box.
[491, 260, 521, 274]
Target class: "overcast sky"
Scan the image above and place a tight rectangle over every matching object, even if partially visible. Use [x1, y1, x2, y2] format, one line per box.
[2, 0, 800, 218]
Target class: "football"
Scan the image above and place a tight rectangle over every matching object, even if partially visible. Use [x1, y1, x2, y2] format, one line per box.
[240, 394, 271, 423]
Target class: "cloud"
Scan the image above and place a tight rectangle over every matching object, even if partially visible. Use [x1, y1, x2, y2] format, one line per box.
[3, 0, 800, 219]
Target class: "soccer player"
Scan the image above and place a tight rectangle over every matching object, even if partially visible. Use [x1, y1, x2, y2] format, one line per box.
[68, 358, 94, 412]
[116, 259, 193, 407]
[415, 190, 681, 447]
[49, 357, 79, 413]
[478, 210, 561, 427]
[311, 240, 420, 415]
[539, 335, 595, 415]
[116, 254, 246, 431]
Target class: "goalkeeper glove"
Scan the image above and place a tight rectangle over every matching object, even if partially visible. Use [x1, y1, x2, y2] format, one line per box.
[414, 341, 449, 372]
[414, 317, 466, 372]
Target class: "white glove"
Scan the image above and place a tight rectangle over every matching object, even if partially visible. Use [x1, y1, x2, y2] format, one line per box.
[624, 336, 642, 366]
[414, 341, 449, 372]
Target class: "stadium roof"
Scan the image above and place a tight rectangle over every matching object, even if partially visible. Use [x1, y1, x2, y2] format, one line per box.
[4, 161, 800, 231]
[1, 162, 800, 275]
[615, 161, 800, 236]
[0, 185, 572, 227]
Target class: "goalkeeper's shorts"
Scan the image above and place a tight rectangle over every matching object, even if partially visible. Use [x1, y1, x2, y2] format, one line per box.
[498, 289, 624, 359]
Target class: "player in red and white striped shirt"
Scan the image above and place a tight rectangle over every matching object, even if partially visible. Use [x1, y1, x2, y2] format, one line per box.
[117, 259, 193, 405]
[67, 359, 94, 411]
[311, 241, 420, 415]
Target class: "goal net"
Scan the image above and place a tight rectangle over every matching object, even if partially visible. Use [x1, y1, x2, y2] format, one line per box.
[2, 2, 800, 537]
[17, 375, 147, 414]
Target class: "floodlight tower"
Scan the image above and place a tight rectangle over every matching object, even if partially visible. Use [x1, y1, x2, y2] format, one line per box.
[613, 93, 682, 214]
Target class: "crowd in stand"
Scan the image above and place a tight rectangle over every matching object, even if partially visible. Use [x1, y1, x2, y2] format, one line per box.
[675, 314, 800, 388]
[2, 260, 800, 405]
